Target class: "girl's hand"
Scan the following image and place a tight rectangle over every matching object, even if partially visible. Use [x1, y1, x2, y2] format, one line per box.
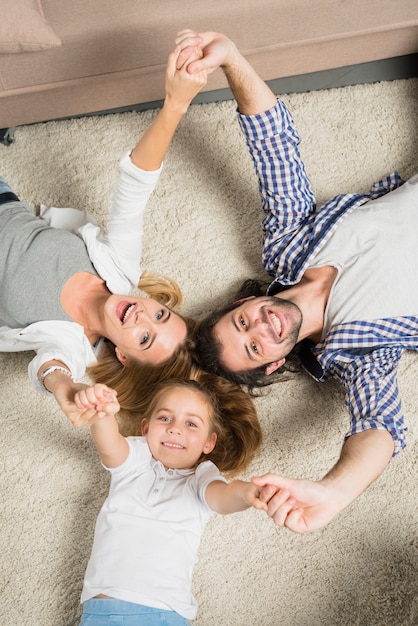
[74, 384, 120, 424]
[242, 482, 268, 511]
[57, 383, 120, 429]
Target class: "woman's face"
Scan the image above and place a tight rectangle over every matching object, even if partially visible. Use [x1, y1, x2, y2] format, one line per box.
[104, 295, 188, 365]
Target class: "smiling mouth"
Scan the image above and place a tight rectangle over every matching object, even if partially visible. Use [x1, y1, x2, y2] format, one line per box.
[162, 441, 185, 450]
[266, 309, 282, 340]
[117, 302, 136, 324]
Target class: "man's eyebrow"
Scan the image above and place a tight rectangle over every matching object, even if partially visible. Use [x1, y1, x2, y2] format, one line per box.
[244, 344, 256, 362]
[232, 314, 240, 333]
[231, 314, 256, 362]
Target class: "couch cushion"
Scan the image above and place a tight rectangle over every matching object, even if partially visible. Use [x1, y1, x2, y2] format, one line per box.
[2, 0, 417, 89]
[1, 0, 417, 128]
[0, 0, 61, 53]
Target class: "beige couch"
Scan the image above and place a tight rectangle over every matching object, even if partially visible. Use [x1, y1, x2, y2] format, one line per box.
[1, 0, 418, 132]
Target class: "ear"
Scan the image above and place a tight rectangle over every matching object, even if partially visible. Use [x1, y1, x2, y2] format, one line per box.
[115, 346, 129, 367]
[141, 418, 149, 436]
[203, 432, 217, 454]
[265, 358, 286, 376]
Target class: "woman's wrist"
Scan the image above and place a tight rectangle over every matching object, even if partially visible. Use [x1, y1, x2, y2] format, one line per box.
[162, 95, 190, 118]
[39, 364, 74, 393]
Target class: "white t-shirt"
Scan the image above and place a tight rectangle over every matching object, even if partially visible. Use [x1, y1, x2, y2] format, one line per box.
[309, 174, 418, 337]
[81, 437, 226, 620]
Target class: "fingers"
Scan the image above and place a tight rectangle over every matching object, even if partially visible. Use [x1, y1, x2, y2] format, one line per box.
[165, 49, 207, 108]
[72, 384, 119, 429]
[168, 44, 204, 80]
[174, 30, 222, 75]
[173, 30, 202, 72]
[252, 498, 268, 512]
[283, 508, 306, 533]
[258, 483, 280, 502]
[251, 473, 292, 491]
[74, 383, 117, 410]
[174, 31, 203, 72]
[251, 475, 298, 527]
[175, 29, 202, 47]
[175, 46, 202, 72]
[68, 407, 108, 429]
[59, 383, 119, 429]
[267, 492, 297, 527]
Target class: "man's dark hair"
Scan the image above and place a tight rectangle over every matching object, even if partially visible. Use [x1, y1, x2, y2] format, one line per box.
[194, 278, 301, 392]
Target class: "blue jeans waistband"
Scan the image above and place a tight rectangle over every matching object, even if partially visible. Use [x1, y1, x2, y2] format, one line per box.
[80, 598, 190, 625]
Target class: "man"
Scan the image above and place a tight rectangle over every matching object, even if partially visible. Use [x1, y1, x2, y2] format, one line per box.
[175, 30, 418, 533]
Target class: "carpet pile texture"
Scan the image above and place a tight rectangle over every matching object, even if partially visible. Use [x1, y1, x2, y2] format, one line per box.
[1, 76, 417, 626]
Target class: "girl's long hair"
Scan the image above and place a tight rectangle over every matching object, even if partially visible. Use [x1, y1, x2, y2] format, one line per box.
[140, 375, 263, 477]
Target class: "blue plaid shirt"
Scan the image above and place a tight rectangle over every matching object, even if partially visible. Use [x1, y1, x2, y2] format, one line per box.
[238, 100, 417, 455]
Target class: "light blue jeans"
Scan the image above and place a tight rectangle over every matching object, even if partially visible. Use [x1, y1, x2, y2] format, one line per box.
[0, 177, 12, 194]
[79, 599, 190, 626]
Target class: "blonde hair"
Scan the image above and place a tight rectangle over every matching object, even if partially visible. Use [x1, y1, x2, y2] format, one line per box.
[137, 270, 183, 309]
[140, 375, 262, 477]
[89, 338, 200, 432]
[88, 271, 199, 427]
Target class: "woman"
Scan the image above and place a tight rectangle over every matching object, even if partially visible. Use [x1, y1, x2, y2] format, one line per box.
[0, 44, 206, 426]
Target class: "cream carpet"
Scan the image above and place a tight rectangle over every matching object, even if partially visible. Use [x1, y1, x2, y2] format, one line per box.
[1, 77, 417, 626]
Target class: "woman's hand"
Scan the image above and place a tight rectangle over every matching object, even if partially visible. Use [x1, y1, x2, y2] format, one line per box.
[55, 381, 120, 428]
[163, 44, 207, 115]
[129, 44, 207, 170]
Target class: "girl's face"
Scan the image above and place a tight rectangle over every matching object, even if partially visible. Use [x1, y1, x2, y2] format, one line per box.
[104, 295, 187, 365]
[142, 387, 217, 470]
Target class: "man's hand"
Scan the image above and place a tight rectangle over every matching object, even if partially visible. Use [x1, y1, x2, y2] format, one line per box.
[252, 474, 341, 533]
[175, 30, 238, 76]
[253, 430, 394, 533]
[175, 29, 277, 116]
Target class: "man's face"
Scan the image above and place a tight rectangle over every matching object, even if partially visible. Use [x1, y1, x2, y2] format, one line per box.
[213, 296, 302, 374]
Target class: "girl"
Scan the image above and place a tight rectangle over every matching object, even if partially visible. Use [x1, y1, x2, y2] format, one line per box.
[0, 44, 206, 427]
[74, 376, 264, 625]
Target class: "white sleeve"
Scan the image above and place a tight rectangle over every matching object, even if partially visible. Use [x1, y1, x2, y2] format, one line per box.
[79, 151, 163, 294]
[195, 461, 227, 512]
[17, 321, 97, 397]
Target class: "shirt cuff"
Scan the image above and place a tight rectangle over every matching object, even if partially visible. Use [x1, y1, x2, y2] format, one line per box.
[344, 420, 407, 457]
[237, 99, 293, 142]
[119, 150, 163, 183]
